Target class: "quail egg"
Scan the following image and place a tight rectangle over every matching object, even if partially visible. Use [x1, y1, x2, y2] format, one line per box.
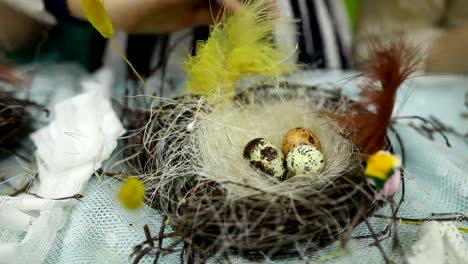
[286, 145, 325, 175]
[282, 127, 321, 155]
[243, 138, 286, 179]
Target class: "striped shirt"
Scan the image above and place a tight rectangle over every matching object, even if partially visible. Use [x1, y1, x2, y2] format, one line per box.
[2, 0, 355, 75]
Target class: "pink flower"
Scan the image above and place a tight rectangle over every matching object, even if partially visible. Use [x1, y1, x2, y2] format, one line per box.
[375, 169, 401, 200]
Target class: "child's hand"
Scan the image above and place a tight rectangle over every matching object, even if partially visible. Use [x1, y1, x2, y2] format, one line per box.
[67, 0, 241, 33]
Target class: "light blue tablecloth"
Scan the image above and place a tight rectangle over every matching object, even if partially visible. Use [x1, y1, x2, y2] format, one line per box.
[2, 66, 467, 263]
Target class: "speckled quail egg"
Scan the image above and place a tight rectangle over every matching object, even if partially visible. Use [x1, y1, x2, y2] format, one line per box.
[243, 138, 286, 179]
[282, 127, 321, 155]
[286, 145, 325, 175]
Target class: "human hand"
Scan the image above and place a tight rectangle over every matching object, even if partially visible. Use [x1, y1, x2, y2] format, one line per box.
[67, 0, 241, 33]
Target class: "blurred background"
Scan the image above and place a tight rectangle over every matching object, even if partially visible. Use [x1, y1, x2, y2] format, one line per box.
[2, 0, 468, 74]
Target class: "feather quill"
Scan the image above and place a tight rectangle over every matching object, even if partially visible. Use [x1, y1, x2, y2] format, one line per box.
[336, 40, 422, 157]
[80, 0, 152, 94]
[185, 0, 296, 104]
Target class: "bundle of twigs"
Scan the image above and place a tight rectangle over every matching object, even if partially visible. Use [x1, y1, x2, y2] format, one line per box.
[0, 91, 32, 148]
[0, 66, 42, 152]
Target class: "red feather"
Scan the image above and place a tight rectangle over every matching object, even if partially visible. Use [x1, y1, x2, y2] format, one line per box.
[337, 40, 422, 158]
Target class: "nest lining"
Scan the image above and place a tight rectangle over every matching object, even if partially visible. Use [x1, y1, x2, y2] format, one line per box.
[194, 97, 359, 200]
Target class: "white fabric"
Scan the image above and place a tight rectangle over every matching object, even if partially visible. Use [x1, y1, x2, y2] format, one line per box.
[408, 221, 468, 264]
[0, 68, 125, 264]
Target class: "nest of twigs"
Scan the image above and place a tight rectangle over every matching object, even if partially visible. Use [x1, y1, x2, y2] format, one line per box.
[0, 91, 38, 151]
[124, 84, 388, 262]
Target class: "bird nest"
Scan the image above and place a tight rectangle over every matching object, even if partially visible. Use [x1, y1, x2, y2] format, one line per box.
[0, 91, 42, 152]
[123, 83, 391, 262]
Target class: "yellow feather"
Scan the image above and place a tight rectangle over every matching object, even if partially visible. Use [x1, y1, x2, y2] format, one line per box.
[80, 0, 153, 96]
[80, 0, 114, 38]
[185, 0, 296, 104]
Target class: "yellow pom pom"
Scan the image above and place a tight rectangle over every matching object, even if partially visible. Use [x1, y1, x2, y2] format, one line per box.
[118, 178, 145, 210]
[80, 0, 114, 38]
[365, 151, 399, 181]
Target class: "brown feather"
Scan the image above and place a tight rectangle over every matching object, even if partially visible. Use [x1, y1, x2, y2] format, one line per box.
[337, 40, 422, 158]
[0, 64, 22, 84]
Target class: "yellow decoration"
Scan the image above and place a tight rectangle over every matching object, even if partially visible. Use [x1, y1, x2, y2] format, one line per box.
[365, 151, 398, 181]
[118, 178, 145, 209]
[80, 0, 114, 38]
[184, 0, 296, 104]
[400, 219, 468, 233]
[80, 0, 152, 96]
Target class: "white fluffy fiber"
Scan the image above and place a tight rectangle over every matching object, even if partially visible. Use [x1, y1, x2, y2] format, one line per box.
[192, 96, 358, 200]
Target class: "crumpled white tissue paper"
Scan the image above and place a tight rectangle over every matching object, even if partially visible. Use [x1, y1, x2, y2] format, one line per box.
[0, 68, 125, 264]
[408, 221, 468, 264]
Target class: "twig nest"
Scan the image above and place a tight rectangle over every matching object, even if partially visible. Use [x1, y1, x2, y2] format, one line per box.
[243, 138, 286, 179]
[282, 127, 321, 155]
[125, 86, 381, 261]
[286, 145, 325, 175]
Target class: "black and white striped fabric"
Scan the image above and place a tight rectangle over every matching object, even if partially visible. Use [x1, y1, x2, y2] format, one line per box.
[121, 0, 353, 75]
[11, 0, 353, 74]
[290, 0, 352, 69]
